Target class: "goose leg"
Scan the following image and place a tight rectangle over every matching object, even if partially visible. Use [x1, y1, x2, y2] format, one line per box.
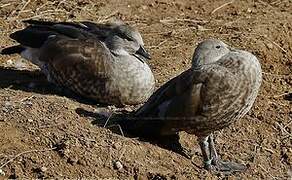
[198, 135, 212, 170]
[208, 134, 247, 174]
[208, 134, 218, 163]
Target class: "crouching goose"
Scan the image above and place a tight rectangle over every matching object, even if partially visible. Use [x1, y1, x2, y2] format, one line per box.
[119, 39, 262, 173]
[1, 19, 155, 106]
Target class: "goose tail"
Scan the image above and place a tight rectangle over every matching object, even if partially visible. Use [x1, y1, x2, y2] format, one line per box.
[1, 45, 25, 55]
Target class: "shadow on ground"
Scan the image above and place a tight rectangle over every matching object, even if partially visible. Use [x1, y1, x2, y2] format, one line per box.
[75, 107, 200, 163]
[0, 66, 104, 106]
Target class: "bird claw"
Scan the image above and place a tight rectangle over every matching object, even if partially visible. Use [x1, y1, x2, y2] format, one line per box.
[206, 159, 247, 175]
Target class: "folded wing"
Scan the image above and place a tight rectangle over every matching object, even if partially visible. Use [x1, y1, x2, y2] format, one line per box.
[38, 36, 120, 103]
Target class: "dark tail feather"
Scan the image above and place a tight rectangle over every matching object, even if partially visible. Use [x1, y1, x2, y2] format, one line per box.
[9, 23, 90, 48]
[24, 19, 84, 29]
[9, 28, 57, 48]
[114, 114, 165, 138]
[23, 19, 91, 35]
[1, 45, 25, 55]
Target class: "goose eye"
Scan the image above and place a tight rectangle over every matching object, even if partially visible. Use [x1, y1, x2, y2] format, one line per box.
[216, 45, 221, 49]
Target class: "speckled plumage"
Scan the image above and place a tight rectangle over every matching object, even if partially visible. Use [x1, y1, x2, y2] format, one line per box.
[121, 39, 262, 173]
[1, 20, 155, 106]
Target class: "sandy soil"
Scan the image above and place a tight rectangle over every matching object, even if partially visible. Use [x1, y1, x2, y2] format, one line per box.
[0, 0, 291, 179]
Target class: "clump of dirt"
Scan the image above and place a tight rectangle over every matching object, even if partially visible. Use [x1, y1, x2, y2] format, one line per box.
[0, 0, 291, 179]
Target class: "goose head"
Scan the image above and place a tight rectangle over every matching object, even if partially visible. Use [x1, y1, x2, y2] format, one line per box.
[105, 23, 150, 62]
[192, 39, 231, 68]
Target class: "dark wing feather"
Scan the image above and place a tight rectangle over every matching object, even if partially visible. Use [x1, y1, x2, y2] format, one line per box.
[24, 19, 121, 41]
[24, 19, 108, 32]
[8, 19, 126, 50]
[9, 26, 85, 48]
[80, 21, 114, 31]
[135, 68, 197, 117]
[24, 19, 86, 28]
[78, 22, 113, 41]
[70, 21, 134, 42]
[10, 19, 100, 49]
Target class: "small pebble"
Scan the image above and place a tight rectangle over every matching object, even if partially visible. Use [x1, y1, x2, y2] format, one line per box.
[6, 59, 13, 65]
[67, 157, 78, 165]
[0, 169, 5, 176]
[27, 119, 34, 123]
[4, 102, 12, 107]
[40, 166, 47, 172]
[77, 159, 86, 166]
[113, 160, 123, 170]
[141, 5, 148, 10]
[197, 25, 205, 31]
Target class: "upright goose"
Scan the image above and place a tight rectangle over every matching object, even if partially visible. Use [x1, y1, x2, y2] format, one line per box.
[119, 39, 262, 173]
[1, 20, 155, 106]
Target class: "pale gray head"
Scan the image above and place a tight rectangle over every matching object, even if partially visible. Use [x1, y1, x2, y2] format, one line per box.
[192, 39, 230, 68]
[105, 22, 150, 62]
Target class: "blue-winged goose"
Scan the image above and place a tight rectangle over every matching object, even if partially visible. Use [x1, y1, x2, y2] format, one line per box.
[120, 39, 262, 173]
[1, 20, 155, 106]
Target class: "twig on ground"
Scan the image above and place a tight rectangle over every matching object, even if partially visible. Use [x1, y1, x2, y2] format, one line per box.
[36, 1, 55, 13]
[271, 0, 290, 5]
[219, 31, 290, 55]
[147, 39, 168, 49]
[262, 72, 291, 78]
[244, 32, 289, 54]
[258, 164, 276, 179]
[0, 154, 7, 158]
[145, 27, 196, 38]
[211, 1, 234, 14]
[144, 31, 173, 36]
[263, 147, 275, 154]
[275, 122, 292, 137]
[270, 0, 282, 4]
[101, 11, 119, 22]
[171, 43, 185, 49]
[273, 92, 292, 98]
[20, 95, 35, 102]
[0, 147, 57, 169]
[262, 37, 288, 54]
[251, 144, 259, 163]
[283, 120, 292, 129]
[15, 0, 32, 18]
[118, 147, 127, 160]
[0, 3, 14, 8]
[160, 18, 208, 25]
[56, 0, 68, 9]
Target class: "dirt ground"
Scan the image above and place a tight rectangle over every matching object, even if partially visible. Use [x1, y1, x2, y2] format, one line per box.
[0, 0, 291, 179]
